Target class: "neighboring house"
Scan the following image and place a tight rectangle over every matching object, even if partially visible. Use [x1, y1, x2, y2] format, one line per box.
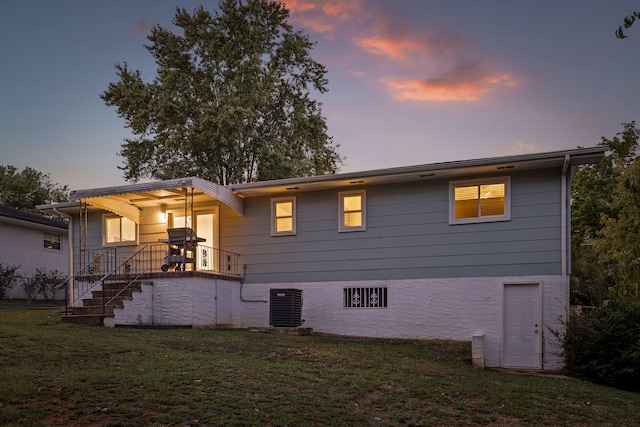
[0, 205, 69, 299]
[38, 146, 607, 370]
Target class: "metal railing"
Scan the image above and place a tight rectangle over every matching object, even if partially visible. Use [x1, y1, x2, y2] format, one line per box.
[61, 248, 119, 313]
[99, 244, 167, 314]
[98, 243, 241, 315]
[62, 243, 241, 316]
[196, 244, 242, 277]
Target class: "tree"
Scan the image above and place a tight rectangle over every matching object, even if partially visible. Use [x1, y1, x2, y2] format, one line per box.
[102, 0, 342, 185]
[597, 156, 640, 300]
[0, 166, 69, 213]
[0, 261, 20, 300]
[28, 267, 66, 301]
[571, 122, 640, 304]
[615, 12, 640, 39]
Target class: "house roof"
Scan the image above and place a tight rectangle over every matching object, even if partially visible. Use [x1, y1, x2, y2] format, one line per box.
[37, 146, 607, 221]
[0, 204, 68, 231]
[60, 177, 244, 223]
[229, 146, 608, 197]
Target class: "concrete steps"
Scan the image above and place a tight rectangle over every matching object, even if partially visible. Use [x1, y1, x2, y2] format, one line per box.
[62, 281, 142, 326]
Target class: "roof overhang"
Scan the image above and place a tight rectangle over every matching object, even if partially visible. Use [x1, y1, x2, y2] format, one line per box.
[0, 214, 68, 233]
[230, 146, 608, 197]
[40, 177, 244, 222]
[37, 146, 608, 217]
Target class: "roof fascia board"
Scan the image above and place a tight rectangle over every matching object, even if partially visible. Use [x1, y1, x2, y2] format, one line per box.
[0, 215, 68, 233]
[68, 177, 244, 217]
[230, 146, 608, 196]
[69, 177, 195, 200]
[192, 177, 243, 215]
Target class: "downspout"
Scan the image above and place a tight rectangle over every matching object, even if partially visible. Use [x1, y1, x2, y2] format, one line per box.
[561, 155, 570, 318]
[53, 207, 73, 311]
[240, 264, 267, 303]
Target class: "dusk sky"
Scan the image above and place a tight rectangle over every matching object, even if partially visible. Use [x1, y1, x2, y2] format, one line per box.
[1, 1, 639, 191]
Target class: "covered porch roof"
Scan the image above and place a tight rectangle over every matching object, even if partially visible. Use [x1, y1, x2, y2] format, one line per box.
[39, 177, 243, 223]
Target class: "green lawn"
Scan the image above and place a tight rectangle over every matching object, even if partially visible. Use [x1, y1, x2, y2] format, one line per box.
[1, 303, 639, 426]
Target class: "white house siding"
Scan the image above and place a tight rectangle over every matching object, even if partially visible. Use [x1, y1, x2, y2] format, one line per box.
[233, 275, 565, 370]
[0, 215, 69, 300]
[106, 277, 236, 328]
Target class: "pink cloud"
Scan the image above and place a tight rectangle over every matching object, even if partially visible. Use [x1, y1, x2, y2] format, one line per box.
[286, 0, 519, 103]
[575, 111, 606, 125]
[498, 141, 537, 154]
[283, 0, 317, 13]
[359, 36, 427, 61]
[382, 62, 517, 102]
[286, 0, 373, 36]
[131, 19, 153, 38]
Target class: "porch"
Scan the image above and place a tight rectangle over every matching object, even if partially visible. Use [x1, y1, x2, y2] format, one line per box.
[35, 177, 247, 324]
[64, 242, 241, 325]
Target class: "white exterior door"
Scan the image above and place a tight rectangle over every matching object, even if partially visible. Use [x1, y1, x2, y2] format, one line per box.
[216, 281, 232, 325]
[172, 209, 219, 271]
[503, 284, 541, 368]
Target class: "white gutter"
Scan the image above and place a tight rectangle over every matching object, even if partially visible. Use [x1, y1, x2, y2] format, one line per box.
[53, 207, 74, 307]
[561, 155, 570, 318]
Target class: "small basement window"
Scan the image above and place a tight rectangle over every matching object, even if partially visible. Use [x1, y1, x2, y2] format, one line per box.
[344, 287, 387, 308]
[449, 177, 510, 224]
[44, 232, 61, 251]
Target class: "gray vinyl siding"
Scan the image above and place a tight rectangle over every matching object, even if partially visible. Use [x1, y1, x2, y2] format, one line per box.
[221, 169, 563, 283]
[71, 205, 184, 271]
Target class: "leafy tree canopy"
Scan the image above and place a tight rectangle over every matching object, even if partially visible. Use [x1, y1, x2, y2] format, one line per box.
[615, 11, 640, 39]
[102, 0, 342, 185]
[571, 122, 640, 304]
[0, 165, 69, 213]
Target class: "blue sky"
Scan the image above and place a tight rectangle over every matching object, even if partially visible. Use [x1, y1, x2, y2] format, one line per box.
[1, 0, 638, 191]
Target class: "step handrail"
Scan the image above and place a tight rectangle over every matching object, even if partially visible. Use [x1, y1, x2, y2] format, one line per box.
[63, 248, 116, 313]
[99, 244, 164, 315]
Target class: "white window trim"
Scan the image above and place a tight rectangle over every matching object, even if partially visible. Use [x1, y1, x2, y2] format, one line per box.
[338, 190, 366, 232]
[102, 214, 139, 246]
[271, 196, 296, 236]
[43, 232, 62, 252]
[449, 176, 511, 225]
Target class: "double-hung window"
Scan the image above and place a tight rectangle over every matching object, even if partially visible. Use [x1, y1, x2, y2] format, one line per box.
[104, 215, 138, 245]
[449, 177, 510, 224]
[339, 190, 366, 232]
[271, 197, 296, 236]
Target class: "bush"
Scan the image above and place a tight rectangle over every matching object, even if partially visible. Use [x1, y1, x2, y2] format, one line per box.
[563, 300, 640, 390]
[0, 261, 20, 299]
[30, 268, 66, 301]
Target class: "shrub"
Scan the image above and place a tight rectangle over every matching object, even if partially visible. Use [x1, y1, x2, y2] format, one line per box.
[30, 268, 66, 301]
[563, 300, 640, 390]
[0, 261, 20, 299]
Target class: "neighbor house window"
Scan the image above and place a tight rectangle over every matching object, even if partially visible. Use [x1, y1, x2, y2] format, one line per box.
[44, 232, 61, 251]
[104, 215, 138, 245]
[344, 287, 387, 308]
[339, 190, 366, 232]
[271, 197, 296, 236]
[449, 177, 510, 224]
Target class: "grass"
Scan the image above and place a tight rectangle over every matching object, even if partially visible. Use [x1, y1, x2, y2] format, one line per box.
[1, 302, 639, 426]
